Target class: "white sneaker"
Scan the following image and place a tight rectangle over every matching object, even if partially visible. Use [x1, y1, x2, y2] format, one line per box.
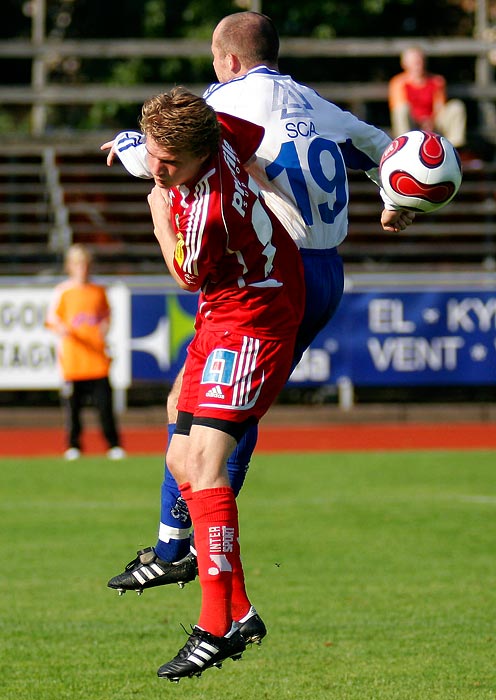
[64, 448, 81, 461]
[107, 446, 127, 460]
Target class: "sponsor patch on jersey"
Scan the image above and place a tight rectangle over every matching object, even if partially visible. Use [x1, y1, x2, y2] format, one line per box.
[201, 349, 237, 386]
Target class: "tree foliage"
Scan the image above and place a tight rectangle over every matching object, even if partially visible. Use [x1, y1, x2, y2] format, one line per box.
[3, 0, 477, 40]
[0, 0, 481, 132]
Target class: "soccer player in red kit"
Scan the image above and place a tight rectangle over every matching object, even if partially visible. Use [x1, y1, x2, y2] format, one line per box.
[137, 87, 304, 681]
[103, 13, 415, 603]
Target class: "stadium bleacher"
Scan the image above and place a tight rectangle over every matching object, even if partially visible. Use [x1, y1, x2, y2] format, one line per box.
[0, 152, 54, 274]
[1, 31, 495, 276]
[343, 158, 496, 269]
[1, 145, 495, 276]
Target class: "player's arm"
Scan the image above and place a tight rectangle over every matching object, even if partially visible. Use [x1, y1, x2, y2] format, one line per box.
[100, 131, 152, 179]
[338, 114, 415, 228]
[147, 186, 199, 291]
[245, 154, 308, 244]
[377, 164, 417, 224]
[244, 155, 274, 189]
[381, 208, 415, 232]
[341, 114, 392, 183]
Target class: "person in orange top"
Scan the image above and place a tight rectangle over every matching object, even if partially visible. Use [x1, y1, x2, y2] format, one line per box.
[388, 45, 466, 148]
[46, 244, 126, 461]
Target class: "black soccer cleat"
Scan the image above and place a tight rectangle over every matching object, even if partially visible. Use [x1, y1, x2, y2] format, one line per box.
[157, 626, 246, 682]
[107, 547, 197, 595]
[237, 607, 267, 645]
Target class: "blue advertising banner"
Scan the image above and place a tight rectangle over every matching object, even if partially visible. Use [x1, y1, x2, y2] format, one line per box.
[129, 285, 496, 388]
[131, 292, 197, 381]
[358, 290, 496, 385]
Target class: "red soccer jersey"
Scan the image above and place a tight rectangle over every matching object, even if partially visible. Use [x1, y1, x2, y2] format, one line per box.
[169, 113, 305, 340]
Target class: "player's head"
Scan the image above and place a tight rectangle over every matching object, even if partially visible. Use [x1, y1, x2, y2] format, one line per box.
[212, 11, 279, 83]
[140, 87, 220, 188]
[65, 243, 92, 280]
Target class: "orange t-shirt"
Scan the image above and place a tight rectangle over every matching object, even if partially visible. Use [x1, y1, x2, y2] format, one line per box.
[46, 280, 111, 381]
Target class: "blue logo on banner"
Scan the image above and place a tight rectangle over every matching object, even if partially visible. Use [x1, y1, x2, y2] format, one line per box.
[202, 349, 237, 385]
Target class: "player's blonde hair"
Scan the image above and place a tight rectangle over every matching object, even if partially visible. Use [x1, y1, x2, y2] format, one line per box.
[139, 87, 220, 158]
[64, 243, 92, 270]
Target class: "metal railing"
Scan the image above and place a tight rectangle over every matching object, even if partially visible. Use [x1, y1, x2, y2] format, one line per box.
[1, 34, 495, 136]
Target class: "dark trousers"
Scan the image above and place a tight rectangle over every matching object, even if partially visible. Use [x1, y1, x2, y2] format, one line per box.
[62, 376, 121, 450]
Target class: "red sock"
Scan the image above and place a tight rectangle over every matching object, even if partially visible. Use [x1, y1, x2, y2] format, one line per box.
[184, 486, 241, 637]
[179, 482, 192, 504]
[230, 535, 252, 623]
[180, 483, 251, 626]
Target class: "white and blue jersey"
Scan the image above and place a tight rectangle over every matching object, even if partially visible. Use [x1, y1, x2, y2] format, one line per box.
[113, 66, 393, 251]
[111, 68, 394, 368]
[204, 66, 393, 250]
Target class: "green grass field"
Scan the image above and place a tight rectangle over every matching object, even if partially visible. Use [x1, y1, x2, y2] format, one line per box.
[1, 449, 495, 700]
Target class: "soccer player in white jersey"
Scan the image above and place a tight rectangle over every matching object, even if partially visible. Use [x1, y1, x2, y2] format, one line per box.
[102, 12, 414, 605]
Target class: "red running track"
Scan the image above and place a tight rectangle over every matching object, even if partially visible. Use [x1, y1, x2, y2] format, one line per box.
[0, 422, 495, 456]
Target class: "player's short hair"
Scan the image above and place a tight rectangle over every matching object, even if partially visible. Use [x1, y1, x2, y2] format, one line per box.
[139, 87, 220, 159]
[216, 11, 279, 66]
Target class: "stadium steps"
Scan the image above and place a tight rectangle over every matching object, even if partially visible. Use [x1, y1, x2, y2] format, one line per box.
[1, 148, 495, 275]
[0, 155, 55, 273]
[57, 153, 156, 273]
[343, 158, 496, 269]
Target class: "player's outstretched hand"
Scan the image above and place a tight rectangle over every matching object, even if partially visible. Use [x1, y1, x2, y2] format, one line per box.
[100, 139, 116, 167]
[381, 208, 416, 233]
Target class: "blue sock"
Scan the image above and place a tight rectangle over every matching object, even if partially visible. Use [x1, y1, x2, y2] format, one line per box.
[154, 422, 259, 561]
[155, 423, 191, 562]
[226, 423, 258, 496]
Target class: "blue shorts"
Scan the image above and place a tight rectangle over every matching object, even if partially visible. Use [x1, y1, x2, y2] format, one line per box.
[292, 247, 344, 370]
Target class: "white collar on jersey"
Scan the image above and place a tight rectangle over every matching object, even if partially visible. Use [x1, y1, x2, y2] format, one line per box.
[245, 65, 281, 77]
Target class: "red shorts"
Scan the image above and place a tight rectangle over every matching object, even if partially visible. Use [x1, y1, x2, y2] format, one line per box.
[177, 328, 295, 424]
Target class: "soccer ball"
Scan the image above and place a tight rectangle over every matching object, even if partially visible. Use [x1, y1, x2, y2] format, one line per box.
[379, 130, 462, 213]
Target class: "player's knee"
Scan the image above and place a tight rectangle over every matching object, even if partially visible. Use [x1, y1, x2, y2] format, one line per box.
[165, 450, 183, 485]
[166, 367, 185, 421]
[166, 391, 178, 422]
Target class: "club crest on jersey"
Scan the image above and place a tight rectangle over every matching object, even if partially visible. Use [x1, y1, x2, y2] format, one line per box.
[272, 80, 313, 118]
[174, 232, 185, 267]
[201, 348, 237, 385]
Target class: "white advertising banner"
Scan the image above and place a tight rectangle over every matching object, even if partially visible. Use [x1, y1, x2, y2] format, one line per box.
[0, 284, 131, 390]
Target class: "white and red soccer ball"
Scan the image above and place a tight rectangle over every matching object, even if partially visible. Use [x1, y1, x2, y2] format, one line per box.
[380, 130, 462, 213]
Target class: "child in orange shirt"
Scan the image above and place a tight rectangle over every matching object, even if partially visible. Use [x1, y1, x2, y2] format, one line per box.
[46, 244, 126, 460]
